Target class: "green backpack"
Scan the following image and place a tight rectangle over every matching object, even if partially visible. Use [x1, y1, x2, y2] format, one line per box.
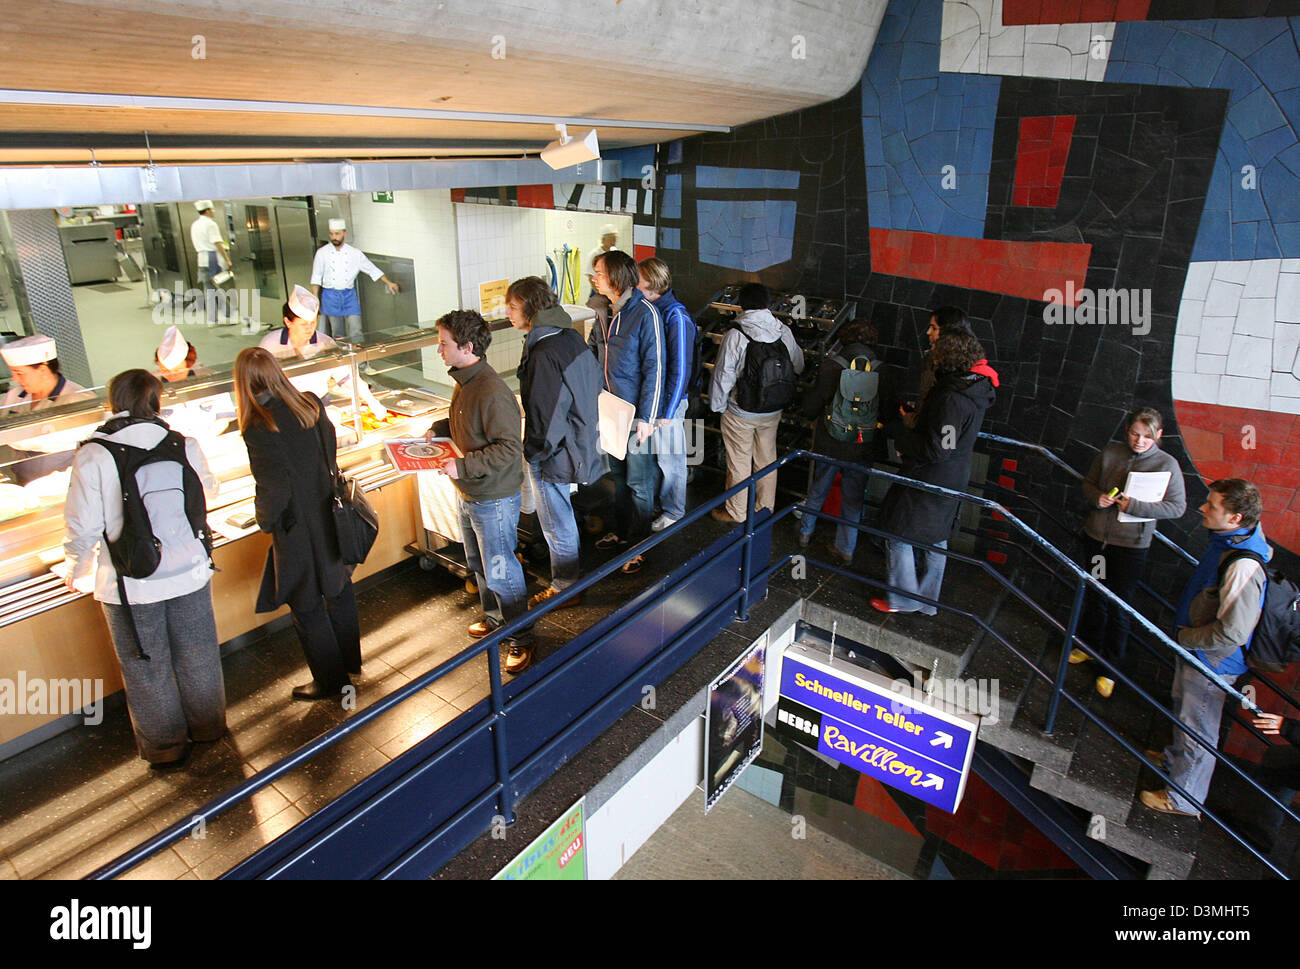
[825, 353, 879, 443]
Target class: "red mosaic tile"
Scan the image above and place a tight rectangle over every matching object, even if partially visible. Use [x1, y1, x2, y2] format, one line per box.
[869, 228, 1091, 303]
[515, 184, 554, 209]
[1175, 399, 1300, 553]
[633, 244, 656, 262]
[1013, 116, 1076, 208]
[1001, 0, 1150, 23]
[1003, 459, 1019, 472]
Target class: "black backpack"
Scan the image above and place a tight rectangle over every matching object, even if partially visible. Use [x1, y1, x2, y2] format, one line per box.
[1217, 550, 1300, 673]
[82, 420, 213, 658]
[734, 331, 796, 412]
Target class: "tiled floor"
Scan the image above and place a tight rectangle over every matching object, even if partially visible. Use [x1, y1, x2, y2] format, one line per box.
[0, 470, 760, 880]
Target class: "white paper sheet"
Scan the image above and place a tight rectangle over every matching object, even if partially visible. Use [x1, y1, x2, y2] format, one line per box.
[1116, 470, 1172, 523]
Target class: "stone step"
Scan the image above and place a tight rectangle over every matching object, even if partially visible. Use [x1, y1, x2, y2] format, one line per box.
[1086, 802, 1199, 879]
[1030, 697, 1155, 825]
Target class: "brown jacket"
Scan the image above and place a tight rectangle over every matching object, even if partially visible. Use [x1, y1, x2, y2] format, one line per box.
[439, 359, 523, 502]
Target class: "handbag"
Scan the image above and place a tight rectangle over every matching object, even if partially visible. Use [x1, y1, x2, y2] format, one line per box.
[314, 405, 379, 565]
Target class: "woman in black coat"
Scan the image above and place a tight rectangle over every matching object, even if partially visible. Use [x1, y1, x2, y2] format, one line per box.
[234, 347, 360, 701]
[874, 333, 995, 615]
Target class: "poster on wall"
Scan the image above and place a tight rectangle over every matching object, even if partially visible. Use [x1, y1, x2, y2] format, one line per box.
[705, 632, 767, 813]
[492, 797, 586, 880]
[478, 278, 508, 319]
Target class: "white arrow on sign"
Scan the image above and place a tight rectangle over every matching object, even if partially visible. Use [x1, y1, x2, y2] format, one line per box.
[921, 774, 943, 790]
[930, 731, 953, 748]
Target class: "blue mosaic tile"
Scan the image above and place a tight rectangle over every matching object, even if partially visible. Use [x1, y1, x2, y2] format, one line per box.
[1109, 18, 1300, 260]
[658, 227, 680, 250]
[860, 0, 997, 237]
[695, 199, 795, 272]
[661, 173, 682, 220]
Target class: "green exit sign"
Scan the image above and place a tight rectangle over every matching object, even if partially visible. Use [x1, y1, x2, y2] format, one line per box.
[371, 191, 395, 203]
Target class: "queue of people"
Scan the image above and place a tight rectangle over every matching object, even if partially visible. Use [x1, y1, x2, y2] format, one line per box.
[31, 259, 1284, 840]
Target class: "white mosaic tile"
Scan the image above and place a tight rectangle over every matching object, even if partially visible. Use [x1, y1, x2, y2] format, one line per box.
[1243, 258, 1281, 298]
[1270, 396, 1300, 415]
[1270, 371, 1300, 398]
[1196, 353, 1227, 375]
[1277, 272, 1300, 323]
[1274, 323, 1300, 372]
[1183, 262, 1215, 301]
[1204, 279, 1243, 317]
[1226, 334, 1272, 377]
[1199, 316, 1236, 354]
[1219, 375, 1271, 409]
[1236, 298, 1277, 338]
[940, 0, 1112, 80]
[1172, 371, 1220, 404]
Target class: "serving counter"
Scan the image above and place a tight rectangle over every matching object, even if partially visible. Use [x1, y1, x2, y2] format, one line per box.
[0, 327, 450, 751]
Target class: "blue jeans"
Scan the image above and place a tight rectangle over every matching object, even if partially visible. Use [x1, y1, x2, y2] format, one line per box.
[800, 461, 868, 558]
[611, 430, 657, 543]
[526, 460, 581, 590]
[1163, 657, 1237, 813]
[457, 492, 528, 628]
[884, 538, 947, 614]
[324, 314, 364, 344]
[653, 399, 689, 521]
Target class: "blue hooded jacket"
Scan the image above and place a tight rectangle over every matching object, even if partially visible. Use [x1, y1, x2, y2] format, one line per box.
[1174, 523, 1272, 677]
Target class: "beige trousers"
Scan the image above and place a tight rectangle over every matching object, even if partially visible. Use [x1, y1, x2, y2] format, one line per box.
[720, 408, 782, 520]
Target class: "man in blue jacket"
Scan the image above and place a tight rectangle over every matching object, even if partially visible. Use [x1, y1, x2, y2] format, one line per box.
[588, 249, 664, 574]
[637, 257, 696, 532]
[1141, 479, 1270, 818]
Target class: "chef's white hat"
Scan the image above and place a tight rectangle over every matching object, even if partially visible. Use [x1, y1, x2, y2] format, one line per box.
[600, 223, 617, 236]
[328, 218, 346, 231]
[195, 200, 214, 213]
[1, 334, 57, 367]
[157, 325, 189, 371]
[288, 284, 319, 321]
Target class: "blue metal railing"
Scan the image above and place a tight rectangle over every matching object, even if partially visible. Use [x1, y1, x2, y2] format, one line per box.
[794, 449, 1297, 877]
[972, 432, 1300, 738]
[89, 467, 780, 880]
[87, 447, 1293, 879]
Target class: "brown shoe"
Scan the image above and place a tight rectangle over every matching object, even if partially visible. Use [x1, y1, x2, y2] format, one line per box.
[528, 586, 583, 609]
[468, 618, 501, 639]
[621, 554, 645, 574]
[503, 637, 534, 675]
[1140, 788, 1200, 819]
[710, 508, 740, 523]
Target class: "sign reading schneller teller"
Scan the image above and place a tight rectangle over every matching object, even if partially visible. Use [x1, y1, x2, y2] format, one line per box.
[774, 644, 979, 813]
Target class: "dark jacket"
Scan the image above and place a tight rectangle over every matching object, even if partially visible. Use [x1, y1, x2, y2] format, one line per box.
[588, 286, 664, 425]
[443, 358, 523, 502]
[880, 369, 996, 545]
[1081, 440, 1186, 549]
[519, 305, 603, 484]
[244, 394, 348, 614]
[797, 341, 887, 464]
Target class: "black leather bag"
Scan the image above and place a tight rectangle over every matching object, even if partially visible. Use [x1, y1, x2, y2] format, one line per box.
[315, 412, 379, 565]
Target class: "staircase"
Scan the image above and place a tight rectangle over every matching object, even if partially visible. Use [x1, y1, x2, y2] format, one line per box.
[775, 502, 1286, 880]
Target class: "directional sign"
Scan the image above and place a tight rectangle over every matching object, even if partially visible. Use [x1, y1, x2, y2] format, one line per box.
[774, 644, 980, 813]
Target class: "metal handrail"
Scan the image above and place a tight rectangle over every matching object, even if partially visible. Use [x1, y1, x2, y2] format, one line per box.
[977, 431, 1198, 566]
[795, 451, 1295, 876]
[88, 465, 776, 879]
[87, 446, 1286, 879]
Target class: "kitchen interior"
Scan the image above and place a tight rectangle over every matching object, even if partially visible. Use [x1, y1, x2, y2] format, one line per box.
[0, 185, 631, 760]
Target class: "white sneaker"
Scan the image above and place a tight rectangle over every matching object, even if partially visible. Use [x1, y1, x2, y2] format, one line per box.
[650, 514, 679, 532]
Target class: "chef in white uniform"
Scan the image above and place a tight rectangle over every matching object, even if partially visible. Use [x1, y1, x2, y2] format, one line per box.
[310, 218, 399, 344]
[190, 200, 235, 325]
[259, 285, 386, 416]
[1, 334, 91, 413]
[1, 334, 95, 484]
